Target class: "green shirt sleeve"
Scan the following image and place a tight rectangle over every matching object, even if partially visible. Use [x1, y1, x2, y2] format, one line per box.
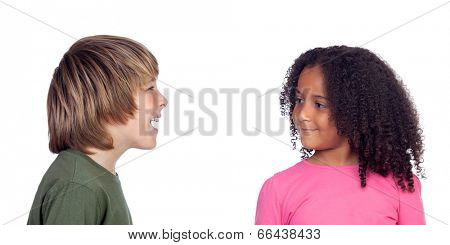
[41, 182, 103, 225]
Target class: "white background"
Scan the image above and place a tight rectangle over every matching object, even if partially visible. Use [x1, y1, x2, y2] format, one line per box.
[0, 0, 449, 234]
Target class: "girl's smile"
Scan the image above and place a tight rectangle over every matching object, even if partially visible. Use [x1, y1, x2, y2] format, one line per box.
[292, 65, 355, 163]
[300, 128, 318, 136]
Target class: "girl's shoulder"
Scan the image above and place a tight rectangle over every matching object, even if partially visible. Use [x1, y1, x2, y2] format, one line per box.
[366, 170, 422, 191]
[264, 160, 310, 188]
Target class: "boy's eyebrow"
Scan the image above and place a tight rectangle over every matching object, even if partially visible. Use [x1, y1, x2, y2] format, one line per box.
[295, 89, 328, 100]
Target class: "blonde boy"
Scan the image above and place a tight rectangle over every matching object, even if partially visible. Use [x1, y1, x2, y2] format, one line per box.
[27, 35, 167, 225]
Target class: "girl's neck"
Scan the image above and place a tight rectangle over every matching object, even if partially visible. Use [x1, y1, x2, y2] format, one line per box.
[311, 147, 359, 167]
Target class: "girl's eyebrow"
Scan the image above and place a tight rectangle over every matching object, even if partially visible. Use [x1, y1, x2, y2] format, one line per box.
[313, 95, 328, 100]
[296, 89, 328, 100]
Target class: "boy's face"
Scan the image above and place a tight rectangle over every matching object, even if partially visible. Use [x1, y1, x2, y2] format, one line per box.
[292, 66, 348, 150]
[119, 79, 167, 150]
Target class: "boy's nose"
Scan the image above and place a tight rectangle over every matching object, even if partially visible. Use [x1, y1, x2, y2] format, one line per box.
[160, 94, 168, 109]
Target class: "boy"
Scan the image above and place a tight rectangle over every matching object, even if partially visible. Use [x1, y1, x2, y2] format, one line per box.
[27, 35, 167, 225]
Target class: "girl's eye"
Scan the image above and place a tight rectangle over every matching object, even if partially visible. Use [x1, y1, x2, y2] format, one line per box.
[316, 103, 326, 109]
[295, 98, 326, 109]
[147, 86, 155, 91]
[295, 98, 304, 104]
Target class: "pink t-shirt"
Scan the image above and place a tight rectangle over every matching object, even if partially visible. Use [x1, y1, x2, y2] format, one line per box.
[255, 159, 425, 225]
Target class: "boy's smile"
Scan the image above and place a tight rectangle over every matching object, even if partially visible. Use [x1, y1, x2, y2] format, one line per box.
[149, 116, 160, 133]
[120, 79, 167, 150]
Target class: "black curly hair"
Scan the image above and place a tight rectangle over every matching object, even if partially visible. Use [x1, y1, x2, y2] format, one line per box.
[280, 46, 425, 192]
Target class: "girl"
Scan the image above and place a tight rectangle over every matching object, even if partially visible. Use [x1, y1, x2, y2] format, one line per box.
[255, 46, 426, 225]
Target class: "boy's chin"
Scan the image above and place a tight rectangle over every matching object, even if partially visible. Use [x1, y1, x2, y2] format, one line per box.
[134, 138, 157, 150]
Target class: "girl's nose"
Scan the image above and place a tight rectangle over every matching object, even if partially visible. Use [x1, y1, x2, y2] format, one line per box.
[298, 103, 313, 122]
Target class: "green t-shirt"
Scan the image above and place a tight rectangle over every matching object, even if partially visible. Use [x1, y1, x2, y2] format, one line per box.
[27, 149, 133, 225]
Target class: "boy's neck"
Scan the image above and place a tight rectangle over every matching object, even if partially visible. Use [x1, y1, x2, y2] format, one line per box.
[86, 144, 128, 175]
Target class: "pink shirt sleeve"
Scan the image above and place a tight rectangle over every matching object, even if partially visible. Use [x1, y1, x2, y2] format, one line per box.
[255, 177, 282, 225]
[397, 175, 426, 225]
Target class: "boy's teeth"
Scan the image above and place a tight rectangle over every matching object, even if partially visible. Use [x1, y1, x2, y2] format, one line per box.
[150, 118, 159, 129]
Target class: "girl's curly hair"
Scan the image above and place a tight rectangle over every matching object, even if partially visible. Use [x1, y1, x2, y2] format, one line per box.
[280, 46, 425, 192]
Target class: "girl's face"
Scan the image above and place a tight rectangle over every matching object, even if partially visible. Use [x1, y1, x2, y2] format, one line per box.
[292, 66, 348, 150]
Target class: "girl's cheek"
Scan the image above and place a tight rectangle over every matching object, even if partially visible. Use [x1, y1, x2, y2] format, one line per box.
[293, 107, 302, 123]
[293, 105, 300, 115]
[291, 111, 297, 124]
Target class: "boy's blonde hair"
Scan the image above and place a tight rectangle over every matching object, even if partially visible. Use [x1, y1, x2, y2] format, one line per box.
[47, 35, 158, 154]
